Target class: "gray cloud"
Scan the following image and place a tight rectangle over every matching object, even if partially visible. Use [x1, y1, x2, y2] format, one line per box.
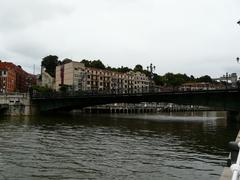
[0, 0, 240, 77]
[0, 0, 73, 31]
[7, 40, 47, 60]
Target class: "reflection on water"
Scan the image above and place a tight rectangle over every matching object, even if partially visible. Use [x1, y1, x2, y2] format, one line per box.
[0, 111, 238, 180]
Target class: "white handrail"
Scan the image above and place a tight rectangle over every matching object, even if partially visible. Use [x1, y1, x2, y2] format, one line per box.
[231, 143, 240, 180]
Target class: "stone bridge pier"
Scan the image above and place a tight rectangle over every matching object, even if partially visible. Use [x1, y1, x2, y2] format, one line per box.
[0, 93, 32, 115]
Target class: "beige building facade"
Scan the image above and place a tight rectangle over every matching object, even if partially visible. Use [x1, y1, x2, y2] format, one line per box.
[55, 61, 150, 93]
[55, 61, 86, 91]
[41, 68, 55, 89]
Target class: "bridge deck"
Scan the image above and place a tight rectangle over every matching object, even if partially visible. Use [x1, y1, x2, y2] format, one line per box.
[31, 88, 240, 112]
[31, 89, 240, 99]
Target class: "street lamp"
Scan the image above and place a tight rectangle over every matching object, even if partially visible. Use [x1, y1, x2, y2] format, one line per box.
[236, 19, 240, 63]
[147, 63, 156, 92]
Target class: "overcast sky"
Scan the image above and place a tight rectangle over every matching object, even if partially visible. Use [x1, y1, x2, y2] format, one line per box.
[1, 0, 240, 77]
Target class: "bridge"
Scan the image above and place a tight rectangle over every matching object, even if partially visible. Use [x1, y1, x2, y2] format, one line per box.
[31, 89, 240, 113]
[0, 89, 239, 115]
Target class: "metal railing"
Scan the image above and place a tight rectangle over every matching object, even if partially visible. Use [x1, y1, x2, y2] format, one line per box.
[229, 142, 240, 180]
[30, 87, 240, 99]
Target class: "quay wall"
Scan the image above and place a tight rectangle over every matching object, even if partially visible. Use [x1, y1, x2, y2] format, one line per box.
[0, 93, 32, 115]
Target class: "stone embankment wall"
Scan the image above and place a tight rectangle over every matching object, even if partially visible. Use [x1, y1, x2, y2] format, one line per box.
[0, 93, 31, 115]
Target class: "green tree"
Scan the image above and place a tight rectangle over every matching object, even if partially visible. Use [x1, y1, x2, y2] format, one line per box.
[153, 74, 165, 86]
[41, 55, 59, 77]
[80, 59, 105, 69]
[134, 64, 143, 72]
[117, 66, 132, 73]
[62, 58, 72, 64]
[197, 75, 212, 83]
[163, 73, 186, 89]
[106, 66, 116, 71]
[80, 59, 91, 67]
[190, 75, 195, 82]
[91, 60, 105, 69]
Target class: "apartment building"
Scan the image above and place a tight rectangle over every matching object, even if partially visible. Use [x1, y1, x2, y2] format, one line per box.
[85, 67, 112, 92]
[126, 71, 149, 93]
[55, 61, 86, 91]
[55, 61, 150, 93]
[0, 61, 36, 93]
[41, 67, 55, 89]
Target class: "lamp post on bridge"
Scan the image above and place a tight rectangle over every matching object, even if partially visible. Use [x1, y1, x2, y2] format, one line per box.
[236, 19, 240, 63]
[147, 63, 156, 93]
[235, 19, 240, 88]
[236, 20, 240, 64]
[236, 57, 240, 88]
[235, 20, 240, 89]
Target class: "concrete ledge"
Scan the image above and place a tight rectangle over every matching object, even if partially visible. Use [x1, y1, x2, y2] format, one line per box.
[219, 130, 240, 179]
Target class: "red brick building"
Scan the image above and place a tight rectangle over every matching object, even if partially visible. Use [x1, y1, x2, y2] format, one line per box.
[0, 61, 36, 93]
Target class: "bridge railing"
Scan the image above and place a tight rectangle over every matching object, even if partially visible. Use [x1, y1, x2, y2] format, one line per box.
[31, 90, 148, 99]
[0, 92, 29, 97]
[229, 142, 240, 180]
[31, 87, 240, 99]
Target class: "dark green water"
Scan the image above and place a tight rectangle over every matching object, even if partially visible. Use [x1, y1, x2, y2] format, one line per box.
[0, 111, 238, 180]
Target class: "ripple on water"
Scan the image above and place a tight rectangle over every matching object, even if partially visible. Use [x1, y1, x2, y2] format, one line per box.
[0, 112, 236, 180]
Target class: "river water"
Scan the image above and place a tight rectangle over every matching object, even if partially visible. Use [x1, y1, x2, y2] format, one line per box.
[0, 111, 238, 180]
